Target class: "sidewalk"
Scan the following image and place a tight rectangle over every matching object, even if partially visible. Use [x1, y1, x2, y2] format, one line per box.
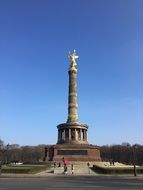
[0, 172, 143, 178]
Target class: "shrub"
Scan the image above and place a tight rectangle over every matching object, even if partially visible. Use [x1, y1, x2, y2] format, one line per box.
[92, 165, 143, 174]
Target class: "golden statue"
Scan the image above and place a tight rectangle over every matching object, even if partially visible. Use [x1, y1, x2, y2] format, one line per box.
[69, 50, 78, 67]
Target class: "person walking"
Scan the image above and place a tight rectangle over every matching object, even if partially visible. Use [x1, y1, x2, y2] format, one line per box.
[64, 164, 68, 175]
[71, 164, 74, 175]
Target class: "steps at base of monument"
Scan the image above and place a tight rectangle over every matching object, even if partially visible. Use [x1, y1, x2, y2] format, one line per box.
[54, 167, 64, 174]
[54, 164, 96, 175]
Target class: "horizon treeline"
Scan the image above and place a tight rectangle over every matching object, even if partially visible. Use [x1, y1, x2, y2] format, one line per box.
[0, 139, 143, 165]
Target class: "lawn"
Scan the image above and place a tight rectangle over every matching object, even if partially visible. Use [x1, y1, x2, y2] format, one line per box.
[92, 164, 143, 174]
[1, 164, 50, 174]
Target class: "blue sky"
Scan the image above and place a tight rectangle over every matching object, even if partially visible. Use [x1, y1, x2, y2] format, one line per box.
[0, 0, 143, 146]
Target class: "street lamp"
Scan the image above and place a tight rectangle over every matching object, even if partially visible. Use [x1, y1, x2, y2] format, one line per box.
[0, 144, 5, 175]
[0, 144, 5, 162]
[6, 143, 10, 164]
[133, 144, 138, 177]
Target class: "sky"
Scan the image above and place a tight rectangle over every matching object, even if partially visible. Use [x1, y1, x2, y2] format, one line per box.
[0, 0, 143, 146]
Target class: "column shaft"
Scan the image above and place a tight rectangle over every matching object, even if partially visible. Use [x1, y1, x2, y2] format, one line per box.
[67, 68, 78, 123]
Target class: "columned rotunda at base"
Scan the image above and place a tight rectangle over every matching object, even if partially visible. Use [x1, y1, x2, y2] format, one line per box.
[57, 123, 88, 144]
[44, 51, 100, 162]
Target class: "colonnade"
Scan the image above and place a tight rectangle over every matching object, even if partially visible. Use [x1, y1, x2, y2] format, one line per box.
[58, 128, 88, 143]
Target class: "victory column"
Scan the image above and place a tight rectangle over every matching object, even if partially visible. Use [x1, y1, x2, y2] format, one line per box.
[44, 51, 100, 162]
[57, 50, 88, 144]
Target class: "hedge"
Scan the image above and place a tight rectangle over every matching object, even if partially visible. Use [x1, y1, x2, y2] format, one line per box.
[92, 165, 143, 174]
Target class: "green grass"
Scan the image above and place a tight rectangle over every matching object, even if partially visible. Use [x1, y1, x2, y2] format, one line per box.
[1, 164, 50, 174]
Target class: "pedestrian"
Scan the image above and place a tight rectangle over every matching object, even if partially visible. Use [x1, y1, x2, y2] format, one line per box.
[71, 164, 74, 174]
[62, 157, 65, 163]
[54, 162, 56, 168]
[0, 164, 2, 175]
[87, 162, 90, 174]
[64, 164, 68, 175]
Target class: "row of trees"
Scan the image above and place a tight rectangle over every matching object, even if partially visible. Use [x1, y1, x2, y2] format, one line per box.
[100, 143, 143, 165]
[0, 139, 46, 163]
[0, 139, 143, 165]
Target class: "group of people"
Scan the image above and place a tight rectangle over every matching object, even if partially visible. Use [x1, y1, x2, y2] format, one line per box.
[64, 163, 74, 175]
[53, 158, 91, 175]
[53, 157, 74, 175]
[54, 162, 61, 168]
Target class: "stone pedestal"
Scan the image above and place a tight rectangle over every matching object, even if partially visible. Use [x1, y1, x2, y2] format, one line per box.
[44, 144, 100, 162]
